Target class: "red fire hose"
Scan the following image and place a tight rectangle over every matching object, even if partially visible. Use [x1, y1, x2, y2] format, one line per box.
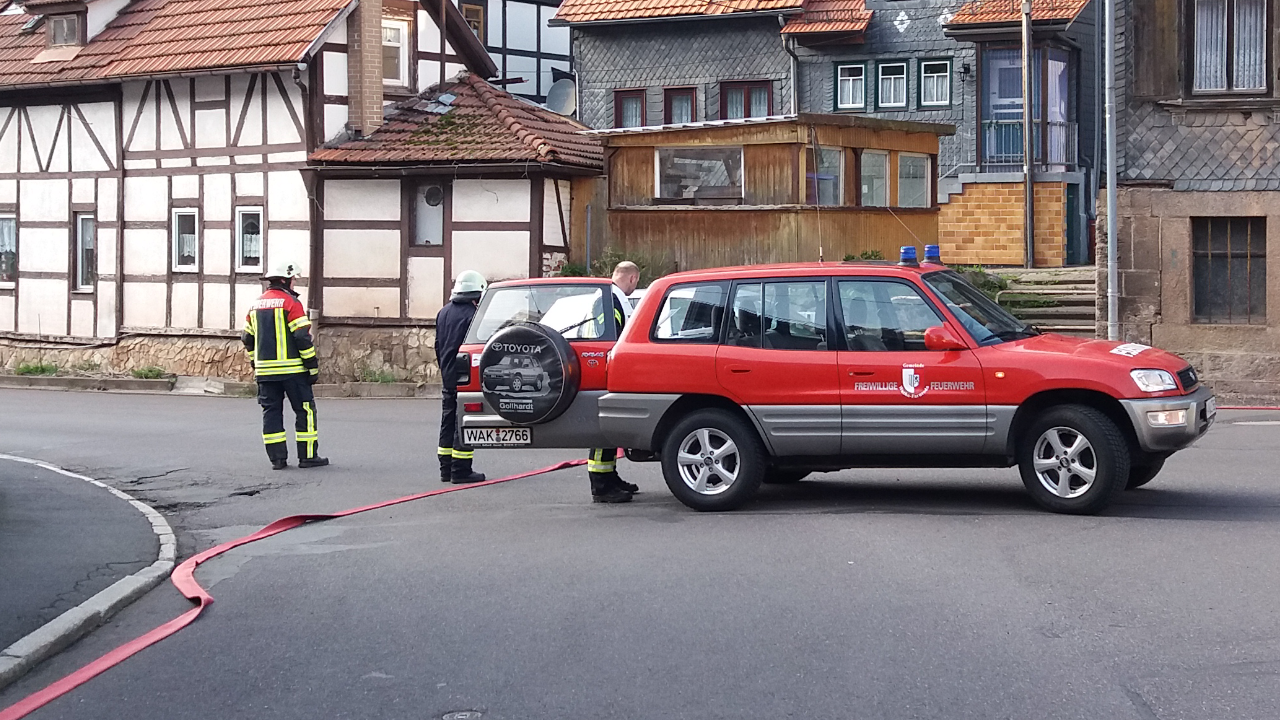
[0, 459, 586, 720]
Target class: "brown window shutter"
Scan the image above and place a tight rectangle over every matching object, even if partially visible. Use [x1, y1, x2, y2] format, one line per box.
[1132, 0, 1182, 98]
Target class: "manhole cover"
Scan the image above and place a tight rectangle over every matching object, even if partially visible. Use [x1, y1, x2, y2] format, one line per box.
[442, 712, 482, 720]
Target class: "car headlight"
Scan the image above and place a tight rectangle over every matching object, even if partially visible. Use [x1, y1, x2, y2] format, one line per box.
[1131, 369, 1177, 392]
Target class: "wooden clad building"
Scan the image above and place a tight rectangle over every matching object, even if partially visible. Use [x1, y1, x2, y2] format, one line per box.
[572, 114, 954, 271]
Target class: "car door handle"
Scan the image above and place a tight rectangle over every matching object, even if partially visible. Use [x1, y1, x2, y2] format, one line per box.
[848, 370, 875, 376]
[726, 365, 752, 374]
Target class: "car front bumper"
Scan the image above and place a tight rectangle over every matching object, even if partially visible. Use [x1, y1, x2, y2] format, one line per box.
[1119, 385, 1216, 453]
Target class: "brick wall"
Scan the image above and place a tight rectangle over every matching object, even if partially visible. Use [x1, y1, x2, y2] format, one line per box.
[347, 0, 385, 135]
[938, 181, 1066, 267]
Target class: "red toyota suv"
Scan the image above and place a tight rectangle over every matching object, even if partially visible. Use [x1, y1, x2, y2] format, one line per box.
[456, 257, 1215, 515]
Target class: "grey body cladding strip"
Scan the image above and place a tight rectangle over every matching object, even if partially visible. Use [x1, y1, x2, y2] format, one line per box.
[839, 404, 1011, 455]
[598, 393, 681, 451]
[746, 405, 842, 456]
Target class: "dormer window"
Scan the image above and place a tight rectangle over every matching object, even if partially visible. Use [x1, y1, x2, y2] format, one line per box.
[48, 14, 81, 46]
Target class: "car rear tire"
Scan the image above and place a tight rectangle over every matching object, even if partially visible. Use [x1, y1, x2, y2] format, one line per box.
[1126, 456, 1167, 490]
[661, 409, 765, 512]
[1017, 404, 1130, 515]
[763, 468, 810, 484]
[512, 374, 524, 393]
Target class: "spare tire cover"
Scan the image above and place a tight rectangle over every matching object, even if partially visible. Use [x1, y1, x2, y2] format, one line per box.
[479, 322, 580, 425]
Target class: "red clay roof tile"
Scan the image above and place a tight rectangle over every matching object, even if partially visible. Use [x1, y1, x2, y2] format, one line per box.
[780, 0, 870, 34]
[947, 0, 1089, 26]
[554, 0, 803, 24]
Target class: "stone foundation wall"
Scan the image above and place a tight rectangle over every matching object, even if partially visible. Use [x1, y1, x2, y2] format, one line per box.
[1100, 187, 1280, 403]
[939, 181, 1067, 267]
[0, 325, 440, 384]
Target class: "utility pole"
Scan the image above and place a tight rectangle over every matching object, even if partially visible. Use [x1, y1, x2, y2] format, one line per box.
[1021, 0, 1035, 269]
[1104, 0, 1119, 340]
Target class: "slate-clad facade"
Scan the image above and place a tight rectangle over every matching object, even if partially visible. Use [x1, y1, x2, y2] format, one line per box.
[1108, 0, 1280, 402]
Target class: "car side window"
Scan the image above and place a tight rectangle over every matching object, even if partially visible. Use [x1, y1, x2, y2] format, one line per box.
[838, 280, 942, 351]
[653, 282, 728, 343]
[726, 283, 763, 347]
[764, 281, 828, 350]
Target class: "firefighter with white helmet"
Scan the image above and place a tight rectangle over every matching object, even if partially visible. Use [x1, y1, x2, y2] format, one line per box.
[435, 270, 488, 483]
[241, 260, 328, 470]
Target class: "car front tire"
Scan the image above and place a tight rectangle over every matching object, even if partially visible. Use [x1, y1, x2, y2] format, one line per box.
[661, 409, 766, 512]
[763, 468, 810, 484]
[1017, 404, 1130, 515]
[1126, 456, 1167, 490]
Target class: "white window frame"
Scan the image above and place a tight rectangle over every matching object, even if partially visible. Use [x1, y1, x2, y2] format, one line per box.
[381, 18, 411, 87]
[877, 62, 908, 109]
[74, 213, 95, 291]
[235, 206, 264, 271]
[171, 208, 199, 272]
[0, 214, 15, 288]
[897, 152, 932, 209]
[836, 63, 866, 110]
[919, 60, 952, 107]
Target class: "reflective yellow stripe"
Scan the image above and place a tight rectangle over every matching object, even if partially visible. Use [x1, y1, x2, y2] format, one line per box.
[288, 316, 311, 332]
[587, 462, 616, 473]
[298, 347, 317, 359]
[275, 308, 287, 361]
[256, 358, 305, 367]
[296, 432, 318, 441]
[438, 447, 453, 456]
[255, 365, 305, 376]
[451, 449, 474, 460]
[263, 432, 287, 444]
[308, 368, 319, 376]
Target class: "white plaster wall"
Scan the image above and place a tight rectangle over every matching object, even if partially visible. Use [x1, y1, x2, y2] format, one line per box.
[123, 229, 168, 275]
[27, 106, 68, 174]
[171, 282, 199, 328]
[195, 109, 227, 149]
[418, 60, 443, 90]
[87, 0, 130, 40]
[71, 178, 95, 205]
[444, 62, 467, 81]
[20, 179, 69, 221]
[324, 51, 348, 96]
[266, 151, 306, 164]
[452, 230, 530, 282]
[172, 174, 199, 200]
[160, 80, 190, 152]
[124, 81, 155, 152]
[18, 228, 69, 273]
[204, 228, 231, 275]
[204, 174, 232, 222]
[70, 103, 115, 172]
[451, 180, 531, 222]
[124, 177, 168, 221]
[266, 228, 310, 276]
[0, 112, 16, 174]
[196, 156, 230, 167]
[234, 283, 262, 327]
[266, 81, 303, 145]
[235, 172, 264, 197]
[202, 283, 231, 330]
[324, 179, 400, 221]
[323, 287, 400, 318]
[96, 228, 117, 275]
[542, 178, 570, 247]
[96, 282, 116, 337]
[407, 256, 445, 319]
[267, 171, 309, 221]
[0, 180, 15, 204]
[194, 76, 225, 102]
[0, 296, 13, 332]
[123, 282, 166, 327]
[97, 177, 118, 221]
[18, 278, 68, 335]
[70, 299, 94, 337]
[230, 75, 263, 147]
[323, 229, 399, 278]
[323, 105, 349, 144]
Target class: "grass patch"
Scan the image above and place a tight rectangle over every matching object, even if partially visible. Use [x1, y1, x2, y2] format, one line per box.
[359, 367, 397, 384]
[130, 366, 166, 380]
[553, 248, 678, 288]
[843, 249, 886, 262]
[15, 361, 58, 376]
[72, 360, 101, 373]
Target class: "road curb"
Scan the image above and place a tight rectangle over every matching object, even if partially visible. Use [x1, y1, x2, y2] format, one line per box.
[0, 376, 441, 399]
[0, 454, 175, 693]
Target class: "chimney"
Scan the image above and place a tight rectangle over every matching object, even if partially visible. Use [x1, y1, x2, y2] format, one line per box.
[347, 0, 385, 136]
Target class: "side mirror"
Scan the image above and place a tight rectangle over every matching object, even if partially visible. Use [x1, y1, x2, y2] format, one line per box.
[924, 325, 967, 352]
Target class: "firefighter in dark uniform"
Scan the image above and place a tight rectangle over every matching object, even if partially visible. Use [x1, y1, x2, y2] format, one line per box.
[588, 261, 643, 503]
[241, 261, 328, 470]
[435, 270, 487, 484]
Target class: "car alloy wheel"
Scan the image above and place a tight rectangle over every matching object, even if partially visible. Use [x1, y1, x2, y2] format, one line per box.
[512, 374, 523, 392]
[1031, 426, 1097, 499]
[676, 428, 739, 495]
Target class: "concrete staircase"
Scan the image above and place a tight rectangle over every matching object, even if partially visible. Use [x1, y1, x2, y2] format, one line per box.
[994, 266, 1097, 338]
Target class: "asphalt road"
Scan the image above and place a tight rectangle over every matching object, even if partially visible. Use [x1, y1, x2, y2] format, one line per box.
[0, 460, 156, 651]
[0, 389, 1278, 720]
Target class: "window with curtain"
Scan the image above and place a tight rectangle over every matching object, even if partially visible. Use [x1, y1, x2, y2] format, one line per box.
[877, 62, 907, 108]
[381, 20, 409, 85]
[614, 90, 644, 128]
[920, 60, 951, 106]
[236, 207, 263, 269]
[0, 217, 15, 284]
[173, 210, 198, 271]
[664, 88, 695, 124]
[76, 214, 95, 289]
[836, 64, 865, 109]
[860, 151, 888, 207]
[1194, 0, 1268, 93]
[721, 81, 770, 119]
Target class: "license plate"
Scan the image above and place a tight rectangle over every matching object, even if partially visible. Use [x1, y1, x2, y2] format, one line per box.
[1205, 397, 1217, 418]
[463, 427, 532, 447]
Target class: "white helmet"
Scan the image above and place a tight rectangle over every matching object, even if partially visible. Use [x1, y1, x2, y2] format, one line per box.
[265, 260, 303, 280]
[453, 270, 487, 295]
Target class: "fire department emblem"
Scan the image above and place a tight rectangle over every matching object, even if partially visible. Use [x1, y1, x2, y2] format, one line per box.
[901, 365, 929, 399]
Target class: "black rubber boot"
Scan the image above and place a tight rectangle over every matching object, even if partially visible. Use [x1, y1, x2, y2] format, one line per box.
[267, 444, 288, 471]
[299, 457, 330, 468]
[610, 473, 639, 494]
[439, 454, 453, 483]
[271, 459, 289, 471]
[590, 472, 632, 503]
[451, 470, 487, 484]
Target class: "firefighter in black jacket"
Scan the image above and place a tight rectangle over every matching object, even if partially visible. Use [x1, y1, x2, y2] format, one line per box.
[241, 261, 328, 470]
[435, 270, 487, 484]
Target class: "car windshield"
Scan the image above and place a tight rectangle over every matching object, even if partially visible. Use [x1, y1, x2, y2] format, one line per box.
[922, 270, 1036, 345]
[466, 284, 608, 344]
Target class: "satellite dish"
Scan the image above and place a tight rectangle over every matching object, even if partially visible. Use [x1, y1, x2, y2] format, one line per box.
[545, 79, 577, 116]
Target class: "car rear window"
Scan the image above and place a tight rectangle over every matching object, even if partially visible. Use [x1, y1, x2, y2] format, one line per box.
[466, 284, 609, 344]
[652, 282, 728, 342]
